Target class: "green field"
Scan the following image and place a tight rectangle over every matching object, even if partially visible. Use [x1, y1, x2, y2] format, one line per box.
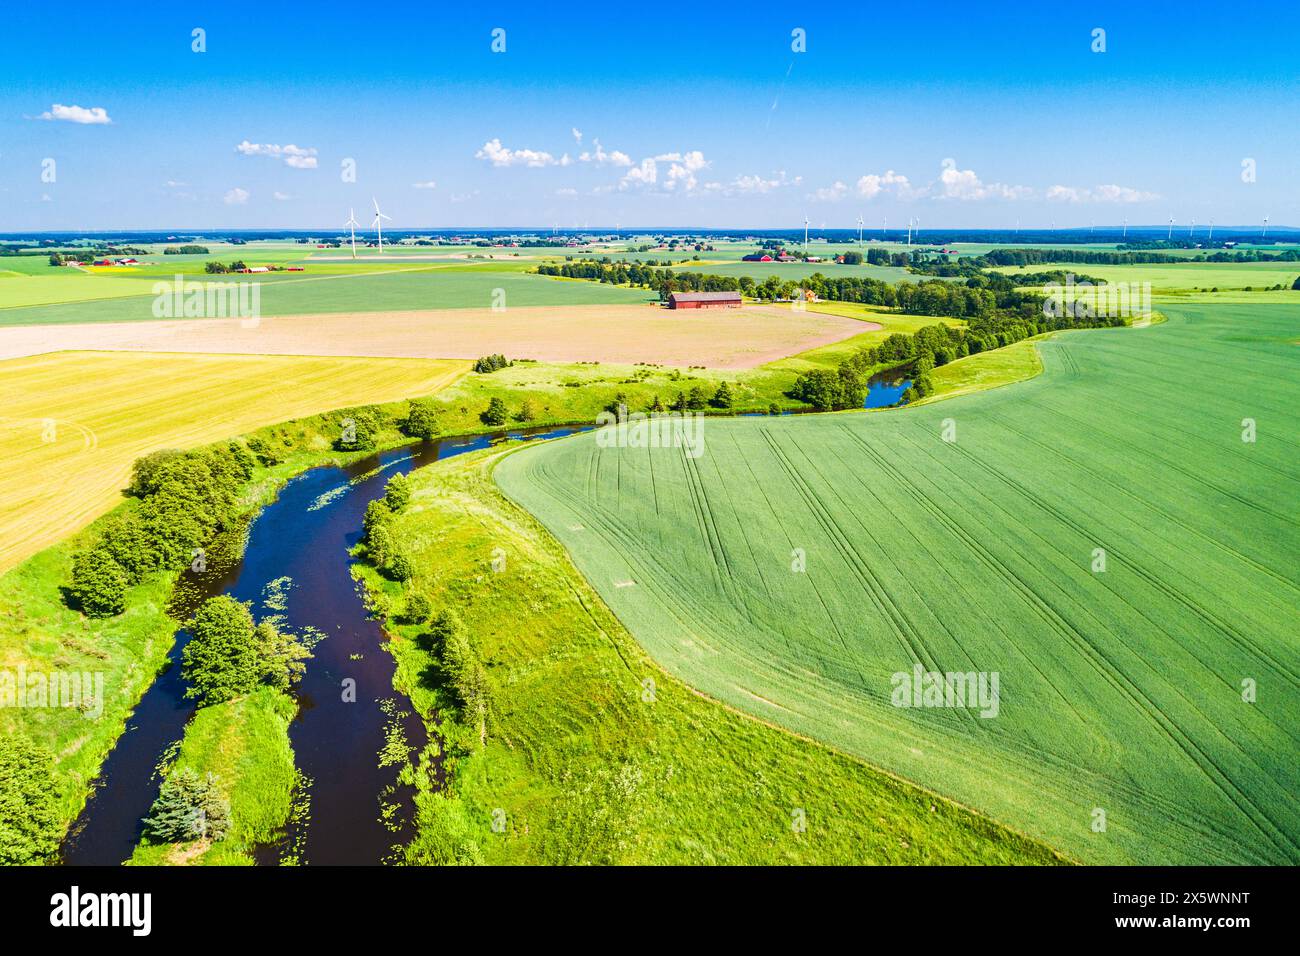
[0, 267, 652, 326]
[355, 448, 1063, 864]
[993, 260, 1300, 292]
[495, 301, 1300, 865]
[675, 260, 917, 283]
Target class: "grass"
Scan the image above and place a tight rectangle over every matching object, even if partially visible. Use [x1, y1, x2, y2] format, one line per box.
[128, 687, 298, 866]
[0, 351, 468, 573]
[355, 448, 1065, 864]
[494, 301, 1300, 865]
[0, 509, 179, 831]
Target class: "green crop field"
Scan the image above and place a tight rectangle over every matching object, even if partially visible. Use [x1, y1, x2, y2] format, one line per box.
[495, 301, 1300, 865]
[993, 260, 1300, 292]
[0, 266, 652, 326]
[675, 260, 919, 283]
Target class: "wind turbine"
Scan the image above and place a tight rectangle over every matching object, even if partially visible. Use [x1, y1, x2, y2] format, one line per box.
[1262, 216, 1269, 239]
[372, 198, 392, 253]
[1189, 219, 1195, 238]
[1122, 218, 1128, 239]
[882, 215, 887, 236]
[856, 215, 864, 247]
[803, 217, 810, 250]
[1208, 220, 1214, 242]
[1167, 217, 1175, 241]
[345, 208, 360, 259]
[906, 217, 913, 245]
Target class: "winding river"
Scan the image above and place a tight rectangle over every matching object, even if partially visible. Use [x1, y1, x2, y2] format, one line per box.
[60, 424, 588, 866]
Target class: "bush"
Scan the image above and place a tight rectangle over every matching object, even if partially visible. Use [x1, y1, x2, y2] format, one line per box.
[0, 736, 61, 864]
[473, 354, 511, 374]
[404, 591, 432, 625]
[386, 552, 413, 582]
[143, 768, 231, 843]
[69, 547, 128, 617]
[182, 596, 260, 705]
[480, 398, 509, 427]
[514, 399, 536, 423]
[402, 399, 441, 440]
[332, 408, 383, 452]
[254, 620, 311, 692]
[1292, 276, 1300, 291]
[384, 473, 411, 512]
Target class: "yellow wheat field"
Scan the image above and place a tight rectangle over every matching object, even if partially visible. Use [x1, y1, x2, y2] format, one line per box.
[0, 350, 469, 572]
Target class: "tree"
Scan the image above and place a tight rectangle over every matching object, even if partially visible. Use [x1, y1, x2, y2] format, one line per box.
[384, 473, 411, 512]
[386, 552, 413, 582]
[685, 387, 708, 410]
[514, 399, 536, 423]
[1292, 275, 1300, 291]
[69, 547, 128, 617]
[404, 591, 432, 625]
[402, 399, 441, 440]
[842, 250, 863, 265]
[711, 381, 734, 409]
[434, 609, 490, 745]
[143, 768, 231, 843]
[182, 596, 259, 705]
[0, 736, 61, 864]
[480, 397, 509, 427]
[254, 620, 311, 692]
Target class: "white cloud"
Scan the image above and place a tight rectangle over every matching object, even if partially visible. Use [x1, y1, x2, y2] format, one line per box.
[164, 180, 187, 188]
[412, 180, 438, 189]
[37, 104, 111, 125]
[725, 171, 801, 195]
[811, 181, 850, 202]
[555, 187, 578, 197]
[571, 127, 583, 143]
[1048, 183, 1160, 203]
[235, 140, 318, 169]
[475, 138, 563, 167]
[934, 158, 1032, 200]
[856, 170, 912, 199]
[619, 150, 709, 192]
[578, 138, 633, 167]
[273, 191, 292, 201]
[223, 187, 250, 205]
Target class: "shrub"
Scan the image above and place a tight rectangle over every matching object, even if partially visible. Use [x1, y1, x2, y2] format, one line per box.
[254, 620, 311, 692]
[480, 398, 509, 427]
[514, 399, 536, 423]
[402, 399, 441, 440]
[386, 552, 413, 582]
[182, 596, 260, 705]
[143, 768, 231, 843]
[333, 408, 383, 452]
[0, 736, 61, 864]
[404, 591, 432, 625]
[473, 354, 512, 374]
[384, 473, 411, 512]
[69, 547, 128, 617]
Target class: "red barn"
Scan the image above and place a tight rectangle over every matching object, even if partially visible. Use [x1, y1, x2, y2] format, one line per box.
[668, 290, 742, 309]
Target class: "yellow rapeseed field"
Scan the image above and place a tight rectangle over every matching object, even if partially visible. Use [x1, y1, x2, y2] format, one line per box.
[0, 350, 468, 571]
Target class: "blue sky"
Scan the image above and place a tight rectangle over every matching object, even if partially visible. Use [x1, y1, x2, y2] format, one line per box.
[2, 2, 1296, 230]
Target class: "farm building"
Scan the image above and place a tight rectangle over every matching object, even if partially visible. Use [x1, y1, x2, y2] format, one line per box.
[667, 290, 742, 310]
[742, 253, 773, 262]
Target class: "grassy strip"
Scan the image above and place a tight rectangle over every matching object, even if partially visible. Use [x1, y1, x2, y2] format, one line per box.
[355, 448, 1066, 865]
[128, 687, 297, 866]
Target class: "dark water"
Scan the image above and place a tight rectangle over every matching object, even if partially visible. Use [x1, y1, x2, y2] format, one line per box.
[864, 367, 913, 408]
[60, 424, 588, 866]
